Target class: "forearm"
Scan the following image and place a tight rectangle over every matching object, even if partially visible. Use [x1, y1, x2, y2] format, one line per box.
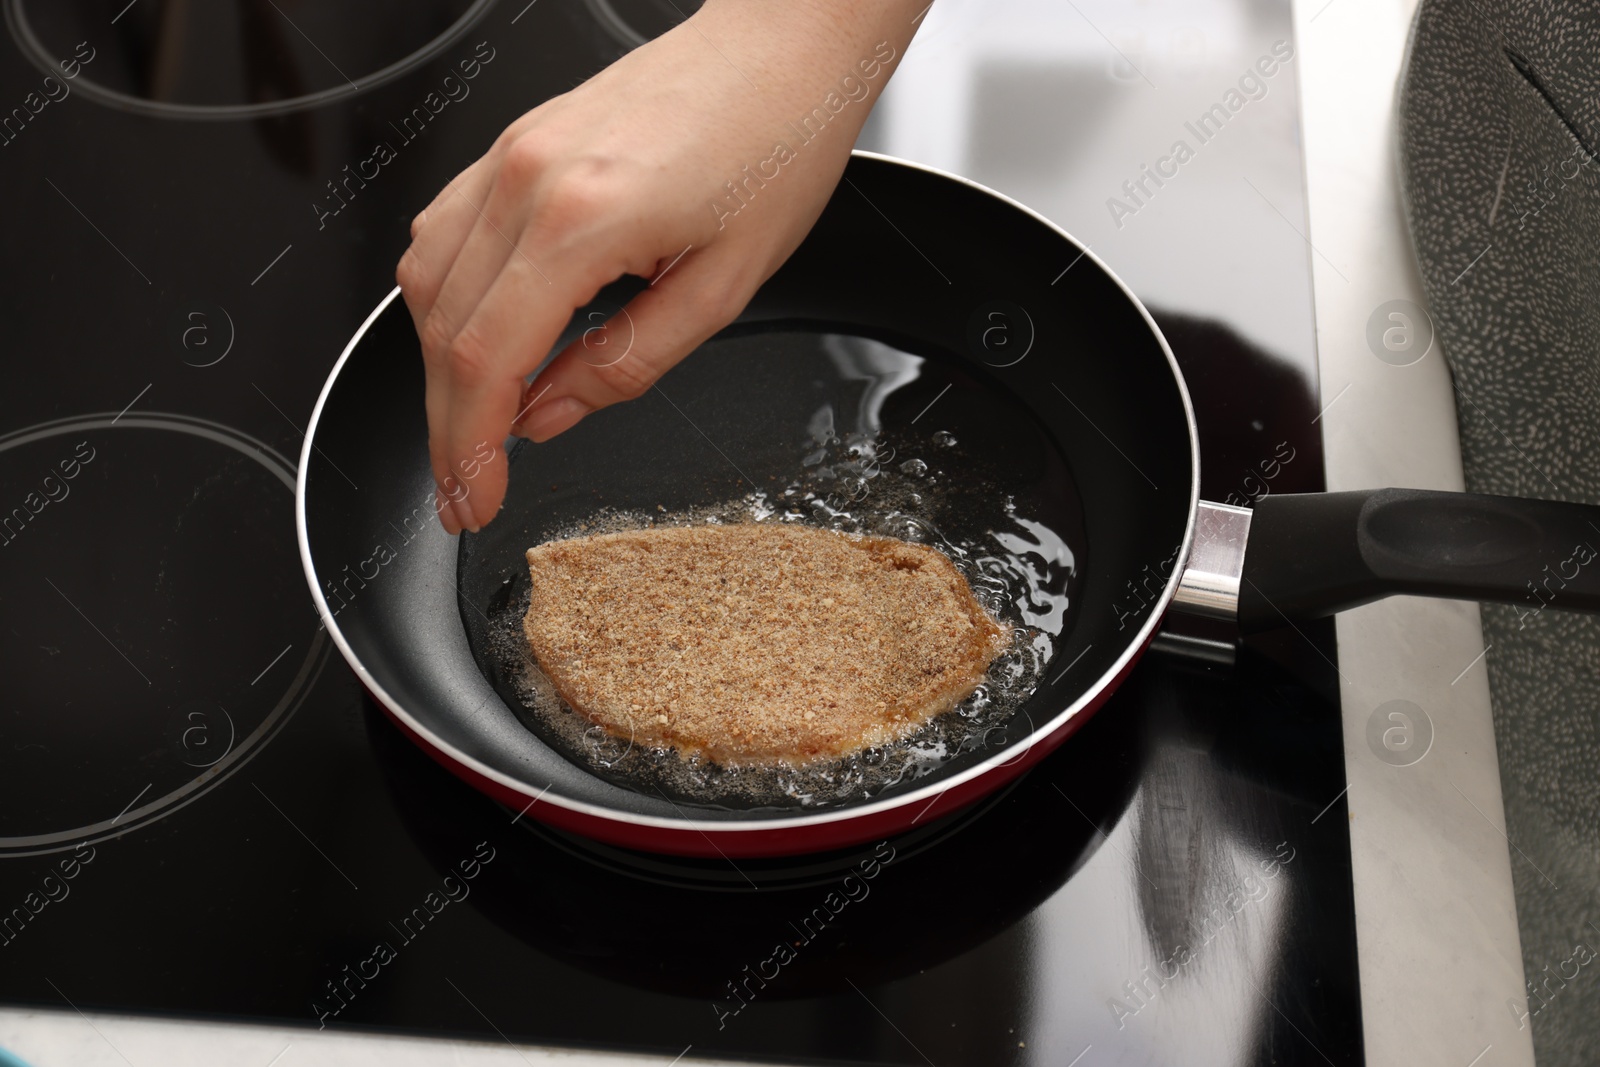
[689, 0, 928, 142]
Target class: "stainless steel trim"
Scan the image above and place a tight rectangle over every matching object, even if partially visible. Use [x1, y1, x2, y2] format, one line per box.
[1172, 500, 1252, 620]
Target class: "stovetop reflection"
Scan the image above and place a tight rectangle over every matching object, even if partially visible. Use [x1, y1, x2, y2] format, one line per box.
[0, 611, 1357, 1064]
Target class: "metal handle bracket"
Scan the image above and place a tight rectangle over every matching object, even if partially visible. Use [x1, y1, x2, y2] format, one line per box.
[1173, 500, 1252, 621]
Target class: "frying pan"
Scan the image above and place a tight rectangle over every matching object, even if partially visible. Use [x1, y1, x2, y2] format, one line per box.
[297, 151, 1600, 857]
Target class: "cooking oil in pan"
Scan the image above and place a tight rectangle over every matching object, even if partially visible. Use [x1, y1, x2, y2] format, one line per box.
[483, 417, 1078, 811]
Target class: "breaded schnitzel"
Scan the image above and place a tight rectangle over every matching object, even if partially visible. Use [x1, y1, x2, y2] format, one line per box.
[521, 523, 1006, 763]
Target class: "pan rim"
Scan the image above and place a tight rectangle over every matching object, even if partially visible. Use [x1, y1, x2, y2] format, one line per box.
[294, 149, 1201, 835]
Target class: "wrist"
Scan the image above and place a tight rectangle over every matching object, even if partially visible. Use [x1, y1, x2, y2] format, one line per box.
[687, 0, 921, 138]
[689, 0, 922, 82]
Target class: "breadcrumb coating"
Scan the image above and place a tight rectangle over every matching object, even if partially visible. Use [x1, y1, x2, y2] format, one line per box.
[521, 523, 1007, 764]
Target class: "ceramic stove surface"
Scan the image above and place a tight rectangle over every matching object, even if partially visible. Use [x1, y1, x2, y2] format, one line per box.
[0, 1, 1360, 1063]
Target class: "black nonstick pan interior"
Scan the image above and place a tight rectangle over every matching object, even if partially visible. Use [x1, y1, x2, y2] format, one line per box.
[458, 323, 1092, 808]
[300, 152, 1197, 827]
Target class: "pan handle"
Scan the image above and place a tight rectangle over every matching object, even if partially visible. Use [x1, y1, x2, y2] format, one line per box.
[1173, 490, 1600, 632]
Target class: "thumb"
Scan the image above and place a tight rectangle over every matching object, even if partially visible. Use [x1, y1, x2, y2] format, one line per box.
[512, 249, 745, 442]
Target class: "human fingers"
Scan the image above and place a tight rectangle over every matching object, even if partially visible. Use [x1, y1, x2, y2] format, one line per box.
[432, 235, 606, 530]
[396, 160, 494, 333]
[412, 144, 576, 531]
[408, 154, 493, 240]
[512, 248, 749, 443]
[419, 222, 525, 533]
[406, 110, 543, 235]
[419, 164, 560, 371]
[411, 194, 513, 534]
[420, 176, 580, 531]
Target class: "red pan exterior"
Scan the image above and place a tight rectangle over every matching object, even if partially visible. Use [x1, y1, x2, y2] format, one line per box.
[374, 630, 1156, 858]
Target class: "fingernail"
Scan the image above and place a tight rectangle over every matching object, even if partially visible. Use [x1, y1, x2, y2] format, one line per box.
[436, 488, 462, 535]
[452, 497, 477, 535]
[522, 397, 591, 443]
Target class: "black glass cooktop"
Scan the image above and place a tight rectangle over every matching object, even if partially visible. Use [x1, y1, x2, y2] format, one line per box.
[0, 1, 1361, 1063]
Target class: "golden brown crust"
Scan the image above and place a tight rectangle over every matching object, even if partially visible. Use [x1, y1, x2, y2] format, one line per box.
[521, 523, 1007, 764]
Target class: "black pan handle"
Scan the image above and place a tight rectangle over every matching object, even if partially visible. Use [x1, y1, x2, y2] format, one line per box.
[1217, 488, 1600, 632]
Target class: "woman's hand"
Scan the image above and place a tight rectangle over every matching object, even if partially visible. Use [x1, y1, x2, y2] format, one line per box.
[397, 0, 926, 533]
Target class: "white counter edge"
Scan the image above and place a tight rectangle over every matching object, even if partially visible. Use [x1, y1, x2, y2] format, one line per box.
[1292, 0, 1535, 1063]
